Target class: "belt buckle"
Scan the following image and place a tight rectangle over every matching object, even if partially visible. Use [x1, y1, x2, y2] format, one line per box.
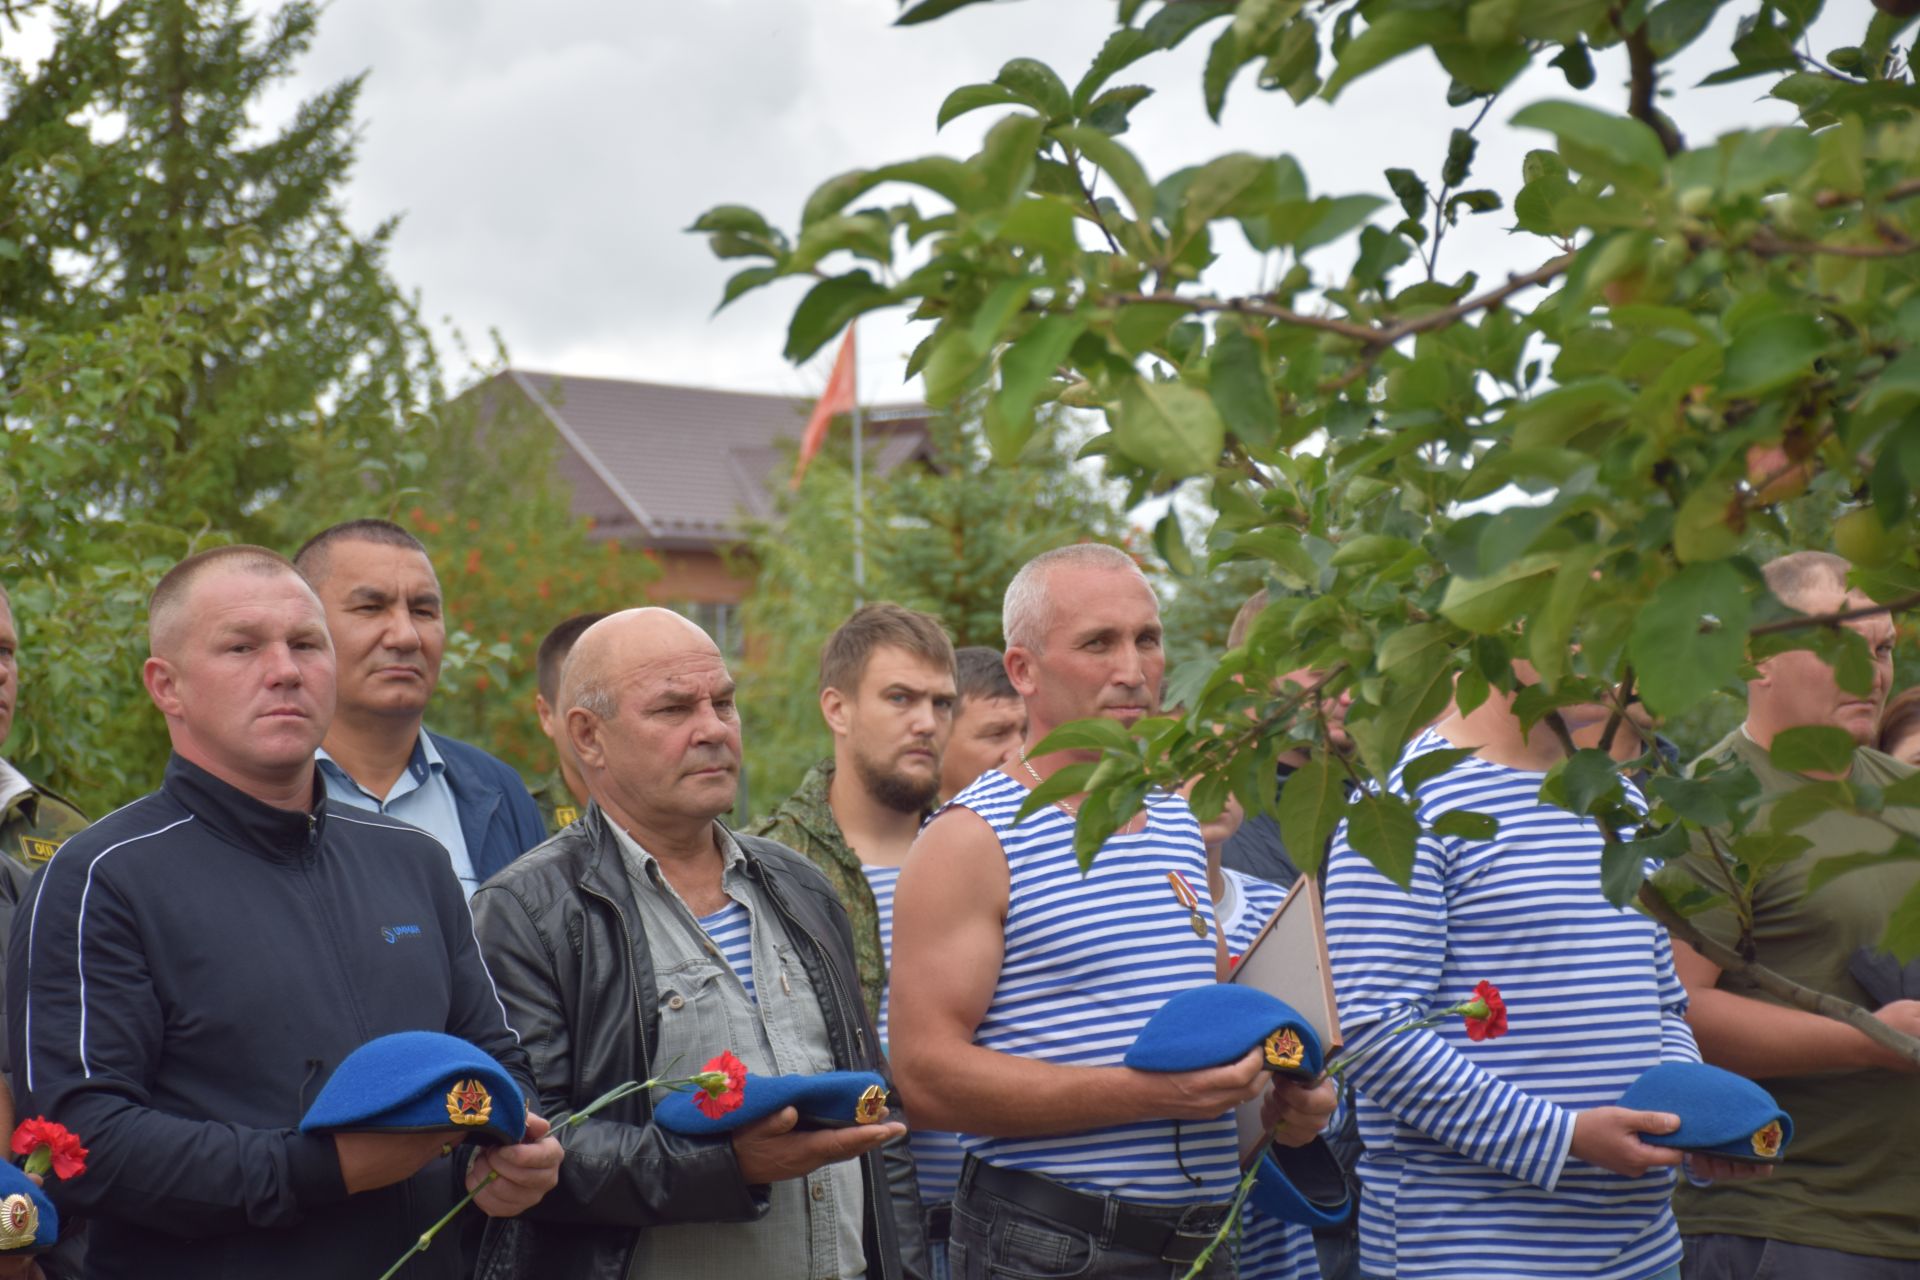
[1160, 1206, 1228, 1267]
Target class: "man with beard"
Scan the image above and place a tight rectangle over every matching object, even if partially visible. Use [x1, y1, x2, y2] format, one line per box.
[752, 603, 957, 1026]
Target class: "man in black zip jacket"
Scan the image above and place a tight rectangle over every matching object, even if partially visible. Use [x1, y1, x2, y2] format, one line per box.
[6, 545, 564, 1279]
[470, 608, 930, 1280]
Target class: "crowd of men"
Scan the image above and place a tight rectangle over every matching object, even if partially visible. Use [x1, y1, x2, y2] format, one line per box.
[0, 523, 1913, 1280]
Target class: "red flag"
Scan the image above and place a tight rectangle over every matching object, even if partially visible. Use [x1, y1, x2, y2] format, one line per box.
[792, 325, 857, 488]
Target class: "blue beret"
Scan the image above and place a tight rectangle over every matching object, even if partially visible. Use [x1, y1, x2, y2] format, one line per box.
[300, 1031, 526, 1146]
[1616, 1062, 1793, 1164]
[652, 1071, 889, 1136]
[0, 1161, 57, 1255]
[1123, 984, 1324, 1080]
[1248, 1139, 1351, 1230]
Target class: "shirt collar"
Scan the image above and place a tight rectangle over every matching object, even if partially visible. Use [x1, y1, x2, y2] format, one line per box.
[316, 731, 443, 793]
[0, 757, 32, 815]
[609, 818, 747, 886]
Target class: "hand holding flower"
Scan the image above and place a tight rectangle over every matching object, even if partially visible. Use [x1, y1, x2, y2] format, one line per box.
[466, 1111, 564, 1218]
[1258, 1076, 1337, 1148]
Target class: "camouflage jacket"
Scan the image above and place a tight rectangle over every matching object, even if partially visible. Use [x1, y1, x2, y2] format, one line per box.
[1, 772, 88, 871]
[529, 768, 584, 838]
[750, 759, 886, 1023]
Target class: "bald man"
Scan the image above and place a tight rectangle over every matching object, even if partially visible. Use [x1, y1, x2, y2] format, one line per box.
[7, 546, 562, 1280]
[469, 608, 929, 1280]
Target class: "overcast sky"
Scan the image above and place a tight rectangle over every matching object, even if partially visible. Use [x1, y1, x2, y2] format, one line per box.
[250, 0, 1857, 405]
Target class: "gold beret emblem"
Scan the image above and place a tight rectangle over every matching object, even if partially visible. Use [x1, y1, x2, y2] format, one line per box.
[854, 1084, 887, 1125]
[0, 1194, 38, 1248]
[446, 1078, 494, 1127]
[1264, 1028, 1305, 1071]
[1751, 1119, 1784, 1159]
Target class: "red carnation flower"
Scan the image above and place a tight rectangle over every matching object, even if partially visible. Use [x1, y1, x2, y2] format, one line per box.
[1459, 981, 1508, 1042]
[12, 1117, 87, 1180]
[693, 1050, 748, 1119]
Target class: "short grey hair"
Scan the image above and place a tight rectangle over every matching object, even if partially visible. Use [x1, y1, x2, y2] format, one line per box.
[1762, 551, 1852, 615]
[1003, 543, 1147, 651]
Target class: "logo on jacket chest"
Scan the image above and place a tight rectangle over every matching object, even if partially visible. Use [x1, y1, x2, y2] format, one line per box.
[381, 924, 424, 945]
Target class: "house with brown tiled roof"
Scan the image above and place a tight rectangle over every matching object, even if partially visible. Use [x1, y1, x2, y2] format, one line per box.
[474, 370, 930, 648]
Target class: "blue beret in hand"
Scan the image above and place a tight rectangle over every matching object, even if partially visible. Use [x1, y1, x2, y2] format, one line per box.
[0, 1162, 58, 1255]
[652, 1071, 889, 1136]
[299, 1031, 527, 1146]
[1123, 984, 1324, 1080]
[1616, 1062, 1793, 1164]
[1248, 1139, 1351, 1230]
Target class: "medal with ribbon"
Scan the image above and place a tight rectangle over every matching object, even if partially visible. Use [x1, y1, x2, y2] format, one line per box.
[1166, 870, 1209, 940]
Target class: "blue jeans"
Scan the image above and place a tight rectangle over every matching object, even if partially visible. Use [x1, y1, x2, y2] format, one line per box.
[950, 1169, 1235, 1280]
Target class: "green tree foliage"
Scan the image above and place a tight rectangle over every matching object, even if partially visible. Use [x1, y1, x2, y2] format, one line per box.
[0, 1, 637, 811]
[736, 410, 1120, 815]
[699, 1, 1920, 1057]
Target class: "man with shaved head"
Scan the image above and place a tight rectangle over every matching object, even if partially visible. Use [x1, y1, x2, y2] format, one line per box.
[8, 546, 563, 1279]
[470, 608, 929, 1280]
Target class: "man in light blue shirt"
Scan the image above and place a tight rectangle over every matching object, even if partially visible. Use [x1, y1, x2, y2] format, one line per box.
[296, 520, 545, 895]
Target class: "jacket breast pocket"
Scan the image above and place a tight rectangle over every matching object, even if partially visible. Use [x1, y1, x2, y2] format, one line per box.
[653, 957, 759, 1070]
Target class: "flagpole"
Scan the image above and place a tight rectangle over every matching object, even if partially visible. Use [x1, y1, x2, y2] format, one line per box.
[851, 331, 865, 606]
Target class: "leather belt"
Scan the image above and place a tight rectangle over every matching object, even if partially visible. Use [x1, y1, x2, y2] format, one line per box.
[960, 1158, 1227, 1266]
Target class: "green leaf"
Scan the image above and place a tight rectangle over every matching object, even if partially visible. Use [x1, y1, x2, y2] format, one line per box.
[1628, 561, 1751, 716]
[1013, 761, 1098, 824]
[1729, 830, 1814, 877]
[937, 82, 1024, 129]
[1431, 809, 1500, 840]
[1647, 775, 1732, 827]
[1074, 28, 1159, 110]
[995, 57, 1073, 120]
[1050, 125, 1156, 223]
[1203, 26, 1246, 121]
[1278, 754, 1347, 875]
[1403, 747, 1477, 794]
[1544, 748, 1624, 816]
[1767, 779, 1858, 835]
[688, 204, 775, 237]
[715, 265, 779, 313]
[1155, 509, 1196, 577]
[1115, 379, 1226, 475]
[897, 0, 995, 26]
[1032, 716, 1137, 755]
[1768, 725, 1859, 776]
[1601, 824, 1689, 906]
[1442, 128, 1478, 187]
[1385, 167, 1427, 220]
[1294, 194, 1387, 251]
[1084, 85, 1155, 136]
[989, 316, 1086, 460]
[1720, 315, 1827, 399]
[1376, 621, 1456, 674]
[1323, 11, 1454, 102]
[784, 271, 890, 363]
[975, 113, 1045, 211]
[1648, 0, 1728, 57]
[1439, 553, 1561, 634]
[1882, 880, 1920, 964]
[1345, 793, 1421, 888]
[1548, 39, 1596, 89]
[1209, 327, 1278, 448]
[1510, 100, 1668, 189]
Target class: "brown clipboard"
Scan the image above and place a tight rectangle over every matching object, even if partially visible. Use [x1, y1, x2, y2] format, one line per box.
[1228, 875, 1341, 1156]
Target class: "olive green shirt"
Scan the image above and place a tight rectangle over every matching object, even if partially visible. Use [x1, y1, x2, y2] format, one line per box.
[1672, 729, 1920, 1259]
[529, 768, 583, 838]
[750, 761, 887, 1024]
[0, 769, 88, 871]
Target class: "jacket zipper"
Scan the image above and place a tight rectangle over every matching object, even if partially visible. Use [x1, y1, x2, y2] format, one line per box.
[581, 882, 652, 1088]
[754, 864, 893, 1280]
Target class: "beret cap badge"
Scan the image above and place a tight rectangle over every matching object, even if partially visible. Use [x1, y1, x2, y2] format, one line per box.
[854, 1085, 887, 1125]
[446, 1079, 494, 1128]
[1751, 1119, 1784, 1160]
[0, 1196, 37, 1251]
[1264, 1029, 1306, 1071]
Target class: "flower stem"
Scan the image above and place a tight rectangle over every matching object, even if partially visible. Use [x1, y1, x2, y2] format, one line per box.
[1178, 1136, 1268, 1280]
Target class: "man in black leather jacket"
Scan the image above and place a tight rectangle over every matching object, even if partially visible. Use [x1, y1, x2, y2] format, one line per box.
[471, 608, 929, 1280]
